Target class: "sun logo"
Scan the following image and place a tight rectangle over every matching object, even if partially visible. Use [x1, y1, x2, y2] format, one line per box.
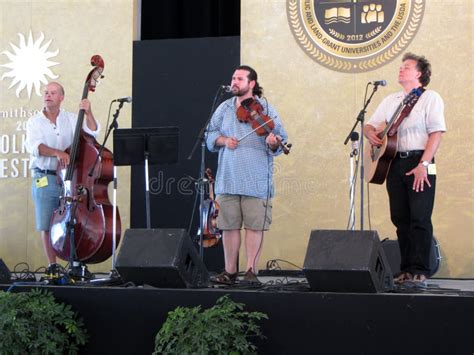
[1, 31, 60, 98]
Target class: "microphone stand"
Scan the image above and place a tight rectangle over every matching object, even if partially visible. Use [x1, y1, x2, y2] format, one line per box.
[88, 101, 124, 178]
[187, 86, 227, 260]
[343, 83, 379, 230]
[87, 101, 124, 284]
[348, 138, 358, 231]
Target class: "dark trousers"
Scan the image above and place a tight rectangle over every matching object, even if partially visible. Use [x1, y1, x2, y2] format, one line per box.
[386, 156, 436, 275]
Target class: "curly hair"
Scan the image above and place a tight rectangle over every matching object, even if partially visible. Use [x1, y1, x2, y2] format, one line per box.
[402, 53, 432, 87]
[236, 65, 263, 97]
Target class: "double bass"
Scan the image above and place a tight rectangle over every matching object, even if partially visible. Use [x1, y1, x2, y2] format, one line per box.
[50, 55, 121, 263]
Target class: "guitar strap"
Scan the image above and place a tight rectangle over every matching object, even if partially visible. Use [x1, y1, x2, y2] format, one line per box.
[388, 87, 425, 137]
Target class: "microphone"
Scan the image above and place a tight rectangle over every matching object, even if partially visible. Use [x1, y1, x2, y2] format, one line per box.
[221, 85, 232, 93]
[371, 80, 387, 86]
[112, 96, 132, 103]
[350, 131, 359, 156]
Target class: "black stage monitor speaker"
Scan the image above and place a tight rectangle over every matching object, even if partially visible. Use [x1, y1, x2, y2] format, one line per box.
[116, 228, 209, 288]
[303, 230, 393, 293]
[0, 259, 11, 284]
[381, 237, 441, 277]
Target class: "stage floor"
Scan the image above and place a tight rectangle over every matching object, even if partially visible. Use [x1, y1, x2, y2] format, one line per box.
[424, 277, 474, 292]
[2, 272, 473, 355]
[6, 269, 474, 294]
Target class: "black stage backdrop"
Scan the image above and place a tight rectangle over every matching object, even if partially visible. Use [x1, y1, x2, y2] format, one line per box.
[129, 36, 240, 270]
[141, 0, 240, 40]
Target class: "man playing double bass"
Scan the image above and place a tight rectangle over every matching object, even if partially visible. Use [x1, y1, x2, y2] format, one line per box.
[206, 65, 288, 285]
[364, 53, 446, 285]
[26, 82, 100, 276]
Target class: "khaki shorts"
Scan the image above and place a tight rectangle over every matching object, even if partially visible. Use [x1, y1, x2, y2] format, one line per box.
[216, 194, 272, 231]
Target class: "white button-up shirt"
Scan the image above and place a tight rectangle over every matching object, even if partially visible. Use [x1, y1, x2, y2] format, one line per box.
[368, 90, 446, 152]
[26, 109, 100, 170]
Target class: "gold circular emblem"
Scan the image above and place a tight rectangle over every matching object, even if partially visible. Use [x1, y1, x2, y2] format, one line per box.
[287, 0, 425, 72]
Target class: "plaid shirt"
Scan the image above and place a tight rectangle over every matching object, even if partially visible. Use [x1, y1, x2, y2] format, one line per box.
[206, 97, 288, 199]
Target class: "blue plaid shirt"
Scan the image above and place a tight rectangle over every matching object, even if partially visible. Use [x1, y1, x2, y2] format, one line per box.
[206, 96, 288, 199]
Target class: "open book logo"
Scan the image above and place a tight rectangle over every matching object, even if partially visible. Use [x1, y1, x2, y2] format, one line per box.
[287, 0, 425, 73]
[324, 7, 351, 24]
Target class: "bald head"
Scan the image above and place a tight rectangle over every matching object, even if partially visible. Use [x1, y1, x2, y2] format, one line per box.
[46, 82, 65, 96]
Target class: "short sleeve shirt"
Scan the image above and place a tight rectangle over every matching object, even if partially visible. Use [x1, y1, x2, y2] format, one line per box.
[367, 89, 446, 151]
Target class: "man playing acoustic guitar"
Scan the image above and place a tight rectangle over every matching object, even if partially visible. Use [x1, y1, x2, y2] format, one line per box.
[364, 53, 446, 285]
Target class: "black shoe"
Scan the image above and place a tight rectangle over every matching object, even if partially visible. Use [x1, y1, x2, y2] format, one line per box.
[46, 263, 60, 279]
[68, 264, 94, 281]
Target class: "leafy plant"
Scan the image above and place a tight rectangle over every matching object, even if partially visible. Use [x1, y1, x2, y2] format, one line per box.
[0, 288, 88, 355]
[154, 295, 268, 355]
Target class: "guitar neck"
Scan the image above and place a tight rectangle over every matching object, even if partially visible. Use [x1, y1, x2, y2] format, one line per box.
[380, 101, 405, 139]
[380, 88, 424, 140]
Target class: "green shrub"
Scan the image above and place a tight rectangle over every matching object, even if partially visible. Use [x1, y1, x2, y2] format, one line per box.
[154, 295, 268, 355]
[0, 289, 88, 355]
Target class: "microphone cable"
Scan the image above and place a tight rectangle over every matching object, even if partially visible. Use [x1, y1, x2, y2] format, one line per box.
[186, 85, 230, 237]
[367, 181, 372, 231]
[251, 96, 275, 274]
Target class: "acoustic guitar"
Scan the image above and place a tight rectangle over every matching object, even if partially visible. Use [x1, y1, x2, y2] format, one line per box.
[364, 88, 423, 184]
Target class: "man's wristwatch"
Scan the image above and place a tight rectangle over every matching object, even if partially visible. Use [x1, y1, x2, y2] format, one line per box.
[420, 160, 430, 168]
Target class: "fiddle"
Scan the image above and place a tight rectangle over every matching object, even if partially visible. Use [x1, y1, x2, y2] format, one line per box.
[236, 98, 292, 154]
[236, 98, 275, 135]
[199, 168, 221, 247]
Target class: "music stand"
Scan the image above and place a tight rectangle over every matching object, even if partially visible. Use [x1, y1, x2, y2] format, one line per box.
[113, 127, 179, 228]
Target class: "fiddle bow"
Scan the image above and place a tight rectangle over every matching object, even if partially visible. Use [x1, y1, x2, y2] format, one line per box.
[237, 98, 292, 154]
